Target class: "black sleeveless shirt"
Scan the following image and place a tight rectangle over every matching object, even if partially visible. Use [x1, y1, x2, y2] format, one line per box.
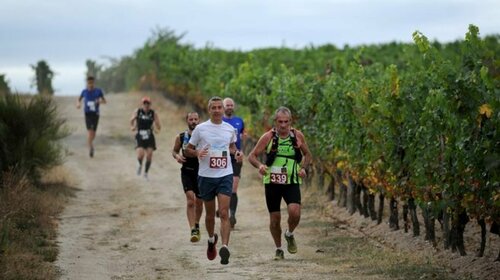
[180, 131, 199, 170]
[136, 108, 155, 131]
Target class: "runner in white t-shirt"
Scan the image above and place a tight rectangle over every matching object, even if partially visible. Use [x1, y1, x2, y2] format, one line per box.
[186, 96, 243, 265]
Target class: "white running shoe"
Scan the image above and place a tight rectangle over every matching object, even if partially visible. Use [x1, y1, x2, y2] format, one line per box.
[137, 163, 142, 176]
[144, 173, 149, 181]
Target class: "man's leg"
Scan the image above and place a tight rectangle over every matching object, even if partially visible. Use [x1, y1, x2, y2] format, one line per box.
[87, 129, 96, 157]
[195, 196, 203, 225]
[87, 129, 96, 148]
[186, 190, 202, 242]
[217, 193, 232, 265]
[229, 175, 239, 227]
[204, 199, 216, 238]
[136, 148, 145, 175]
[287, 203, 301, 233]
[283, 184, 301, 254]
[199, 177, 218, 260]
[217, 193, 231, 246]
[269, 211, 282, 247]
[185, 190, 197, 228]
[144, 148, 153, 175]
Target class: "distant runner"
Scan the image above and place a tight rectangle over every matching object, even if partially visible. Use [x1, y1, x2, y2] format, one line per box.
[185, 96, 243, 265]
[222, 97, 246, 229]
[171, 112, 203, 242]
[248, 106, 312, 260]
[130, 96, 161, 180]
[76, 76, 106, 158]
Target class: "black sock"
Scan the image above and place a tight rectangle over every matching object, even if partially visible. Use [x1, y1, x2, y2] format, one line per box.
[145, 160, 152, 173]
[138, 158, 143, 166]
[230, 193, 238, 217]
[195, 223, 200, 229]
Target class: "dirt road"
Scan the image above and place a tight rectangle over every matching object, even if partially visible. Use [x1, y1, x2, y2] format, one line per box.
[55, 93, 454, 280]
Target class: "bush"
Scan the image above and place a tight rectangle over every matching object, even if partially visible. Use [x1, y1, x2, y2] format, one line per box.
[0, 94, 68, 183]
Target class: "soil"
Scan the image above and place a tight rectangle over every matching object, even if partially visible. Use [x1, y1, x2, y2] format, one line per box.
[54, 93, 499, 280]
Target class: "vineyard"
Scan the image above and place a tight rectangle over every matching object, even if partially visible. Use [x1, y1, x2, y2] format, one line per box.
[96, 25, 499, 260]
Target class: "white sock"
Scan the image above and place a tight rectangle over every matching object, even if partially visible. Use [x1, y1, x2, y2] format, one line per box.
[285, 230, 294, 237]
[208, 236, 215, 243]
[277, 247, 283, 251]
[222, 244, 228, 249]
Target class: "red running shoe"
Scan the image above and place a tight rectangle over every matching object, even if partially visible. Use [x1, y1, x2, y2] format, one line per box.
[207, 233, 218, 260]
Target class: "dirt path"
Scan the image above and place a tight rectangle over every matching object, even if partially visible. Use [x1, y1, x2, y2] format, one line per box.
[55, 93, 455, 280]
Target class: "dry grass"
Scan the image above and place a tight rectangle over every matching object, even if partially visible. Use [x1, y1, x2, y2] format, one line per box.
[302, 184, 499, 280]
[300, 188, 456, 280]
[0, 167, 75, 280]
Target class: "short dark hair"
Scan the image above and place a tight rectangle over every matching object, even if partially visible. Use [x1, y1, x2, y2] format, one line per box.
[208, 96, 223, 108]
[186, 111, 199, 120]
[87, 76, 95, 81]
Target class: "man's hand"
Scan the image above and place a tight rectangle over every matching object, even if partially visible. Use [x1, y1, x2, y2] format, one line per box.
[235, 150, 244, 163]
[174, 154, 186, 164]
[298, 167, 307, 178]
[76, 101, 81, 109]
[198, 145, 209, 160]
[258, 164, 268, 176]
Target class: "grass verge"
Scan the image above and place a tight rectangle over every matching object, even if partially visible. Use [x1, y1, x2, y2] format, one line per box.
[0, 167, 75, 280]
[301, 188, 455, 280]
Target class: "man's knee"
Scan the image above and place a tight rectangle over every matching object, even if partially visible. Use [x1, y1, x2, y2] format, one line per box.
[270, 213, 281, 228]
[288, 204, 301, 218]
[218, 207, 229, 220]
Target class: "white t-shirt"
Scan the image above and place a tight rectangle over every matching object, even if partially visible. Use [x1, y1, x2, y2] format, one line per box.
[189, 120, 237, 178]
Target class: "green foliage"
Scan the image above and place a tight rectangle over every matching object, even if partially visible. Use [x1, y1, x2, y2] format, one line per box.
[85, 59, 102, 80]
[0, 74, 10, 96]
[98, 25, 500, 221]
[30, 60, 54, 95]
[0, 94, 68, 182]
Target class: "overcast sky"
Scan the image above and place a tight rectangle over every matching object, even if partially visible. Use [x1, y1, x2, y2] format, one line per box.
[1, 0, 498, 95]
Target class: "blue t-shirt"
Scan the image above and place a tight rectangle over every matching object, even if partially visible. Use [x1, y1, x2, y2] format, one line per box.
[223, 116, 245, 150]
[80, 88, 104, 114]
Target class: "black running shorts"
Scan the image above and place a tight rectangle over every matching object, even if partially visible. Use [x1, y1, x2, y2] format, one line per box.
[85, 112, 99, 131]
[265, 183, 301, 213]
[231, 155, 242, 177]
[181, 167, 200, 196]
[135, 132, 156, 150]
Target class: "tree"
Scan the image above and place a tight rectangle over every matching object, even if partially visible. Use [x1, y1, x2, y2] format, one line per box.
[0, 74, 10, 96]
[85, 59, 102, 79]
[31, 60, 54, 95]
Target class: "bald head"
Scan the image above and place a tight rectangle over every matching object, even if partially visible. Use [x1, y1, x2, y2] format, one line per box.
[223, 97, 235, 117]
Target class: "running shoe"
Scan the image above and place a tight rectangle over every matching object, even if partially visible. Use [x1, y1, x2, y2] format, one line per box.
[136, 164, 142, 176]
[195, 228, 201, 241]
[274, 249, 285, 260]
[229, 215, 237, 229]
[89, 147, 94, 158]
[207, 234, 218, 260]
[144, 173, 149, 181]
[284, 232, 297, 254]
[190, 228, 200, 243]
[219, 246, 230, 265]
